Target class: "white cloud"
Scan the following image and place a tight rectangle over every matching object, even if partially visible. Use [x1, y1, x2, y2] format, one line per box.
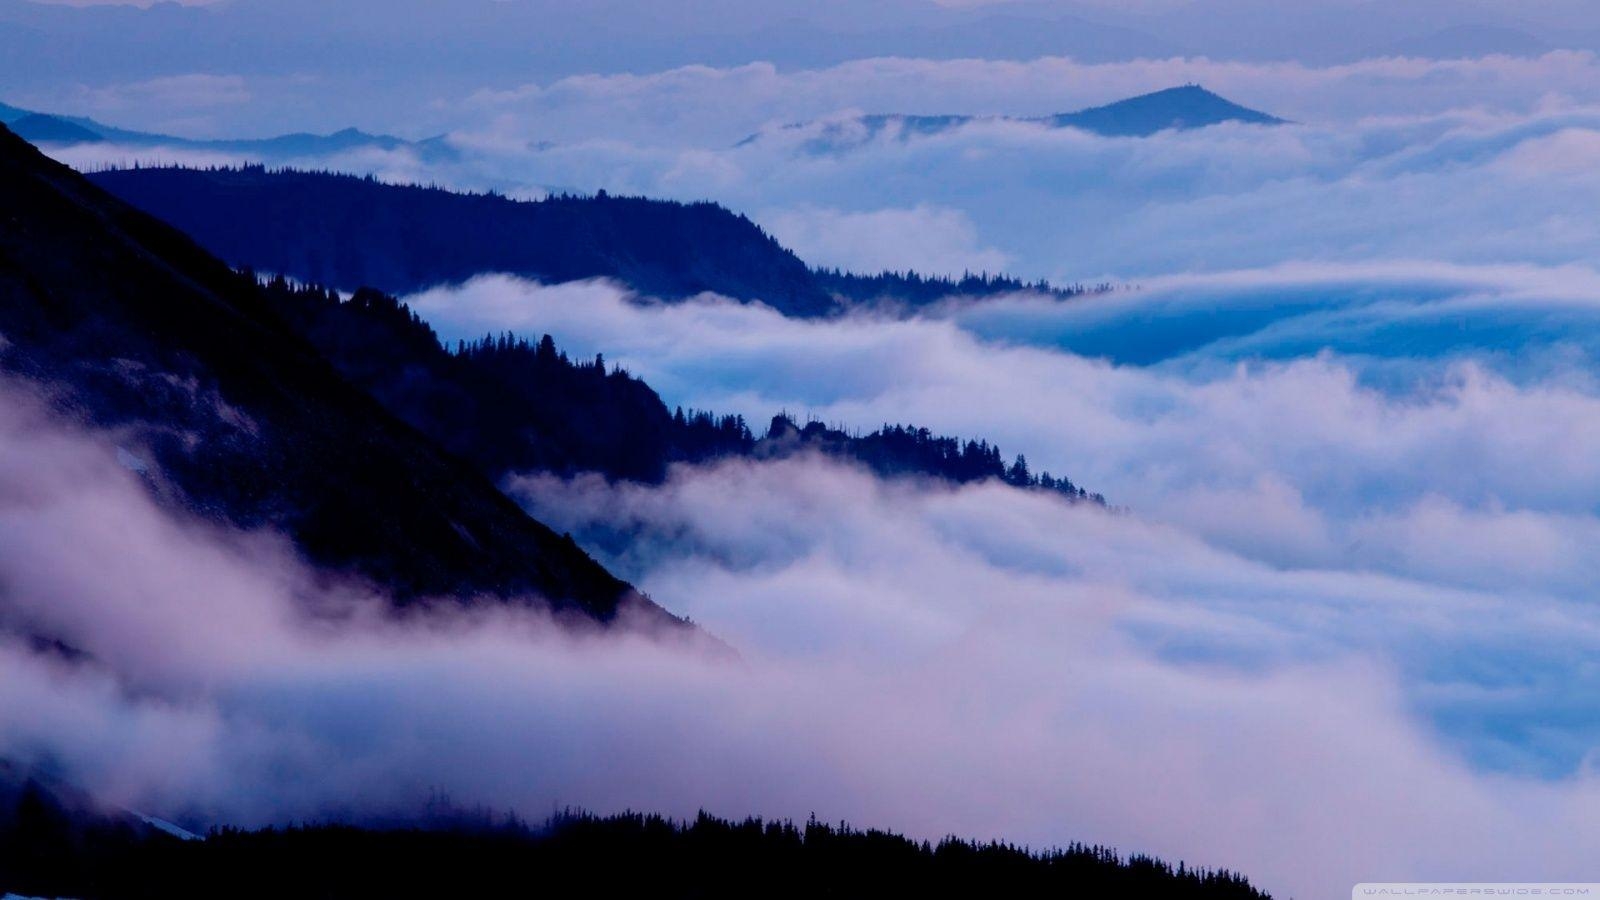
[505, 456, 1600, 895]
[407, 271, 1600, 537]
[4, 378, 1600, 900]
[395, 266, 1600, 888]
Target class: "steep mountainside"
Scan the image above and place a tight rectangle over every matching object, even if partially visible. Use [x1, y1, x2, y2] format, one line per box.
[0, 122, 661, 623]
[86, 166, 1089, 314]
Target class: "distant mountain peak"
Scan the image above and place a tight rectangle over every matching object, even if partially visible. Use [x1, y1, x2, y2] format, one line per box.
[1116, 84, 1247, 108]
[1049, 84, 1285, 136]
[744, 84, 1285, 150]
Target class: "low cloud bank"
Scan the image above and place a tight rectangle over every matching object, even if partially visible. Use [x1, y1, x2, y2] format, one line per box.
[411, 269, 1600, 519]
[412, 272, 1600, 775]
[3, 380, 1600, 899]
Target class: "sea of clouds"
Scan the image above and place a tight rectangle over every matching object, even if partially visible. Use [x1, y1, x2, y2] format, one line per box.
[4, 358, 1600, 899]
[410, 269, 1600, 774]
[10, 49, 1600, 899]
[46, 53, 1600, 283]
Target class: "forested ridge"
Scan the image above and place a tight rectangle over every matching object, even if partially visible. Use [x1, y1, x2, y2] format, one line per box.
[87, 165, 1097, 316]
[0, 778, 1268, 900]
[262, 276, 1105, 503]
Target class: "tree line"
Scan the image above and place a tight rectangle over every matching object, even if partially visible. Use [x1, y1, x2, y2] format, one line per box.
[259, 276, 1105, 505]
[0, 779, 1267, 899]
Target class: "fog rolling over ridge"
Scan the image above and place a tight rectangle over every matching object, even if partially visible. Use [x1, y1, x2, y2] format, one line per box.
[6, 2, 1600, 898]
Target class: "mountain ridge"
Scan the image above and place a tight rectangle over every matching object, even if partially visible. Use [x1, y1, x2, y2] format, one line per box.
[84, 164, 1090, 315]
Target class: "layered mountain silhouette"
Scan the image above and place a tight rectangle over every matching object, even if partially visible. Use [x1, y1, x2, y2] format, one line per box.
[257, 277, 1104, 504]
[0, 117, 1100, 625]
[86, 165, 1087, 315]
[0, 121, 662, 623]
[0, 115, 1239, 900]
[0, 100, 457, 163]
[743, 85, 1285, 151]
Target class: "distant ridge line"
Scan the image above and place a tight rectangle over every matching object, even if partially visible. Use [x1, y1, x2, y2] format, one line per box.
[87, 163, 1102, 318]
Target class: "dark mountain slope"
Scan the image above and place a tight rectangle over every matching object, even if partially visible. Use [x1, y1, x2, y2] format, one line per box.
[264, 280, 748, 484]
[742, 85, 1284, 150]
[0, 122, 660, 623]
[88, 165, 837, 316]
[0, 762, 189, 899]
[86, 166, 1089, 314]
[259, 278, 1103, 504]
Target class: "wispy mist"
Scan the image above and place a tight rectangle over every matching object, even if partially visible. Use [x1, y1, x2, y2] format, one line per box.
[4, 376, 1600, 900]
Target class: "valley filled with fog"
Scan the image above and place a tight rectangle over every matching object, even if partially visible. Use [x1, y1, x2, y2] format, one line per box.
[6, 4, 1600, 897]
